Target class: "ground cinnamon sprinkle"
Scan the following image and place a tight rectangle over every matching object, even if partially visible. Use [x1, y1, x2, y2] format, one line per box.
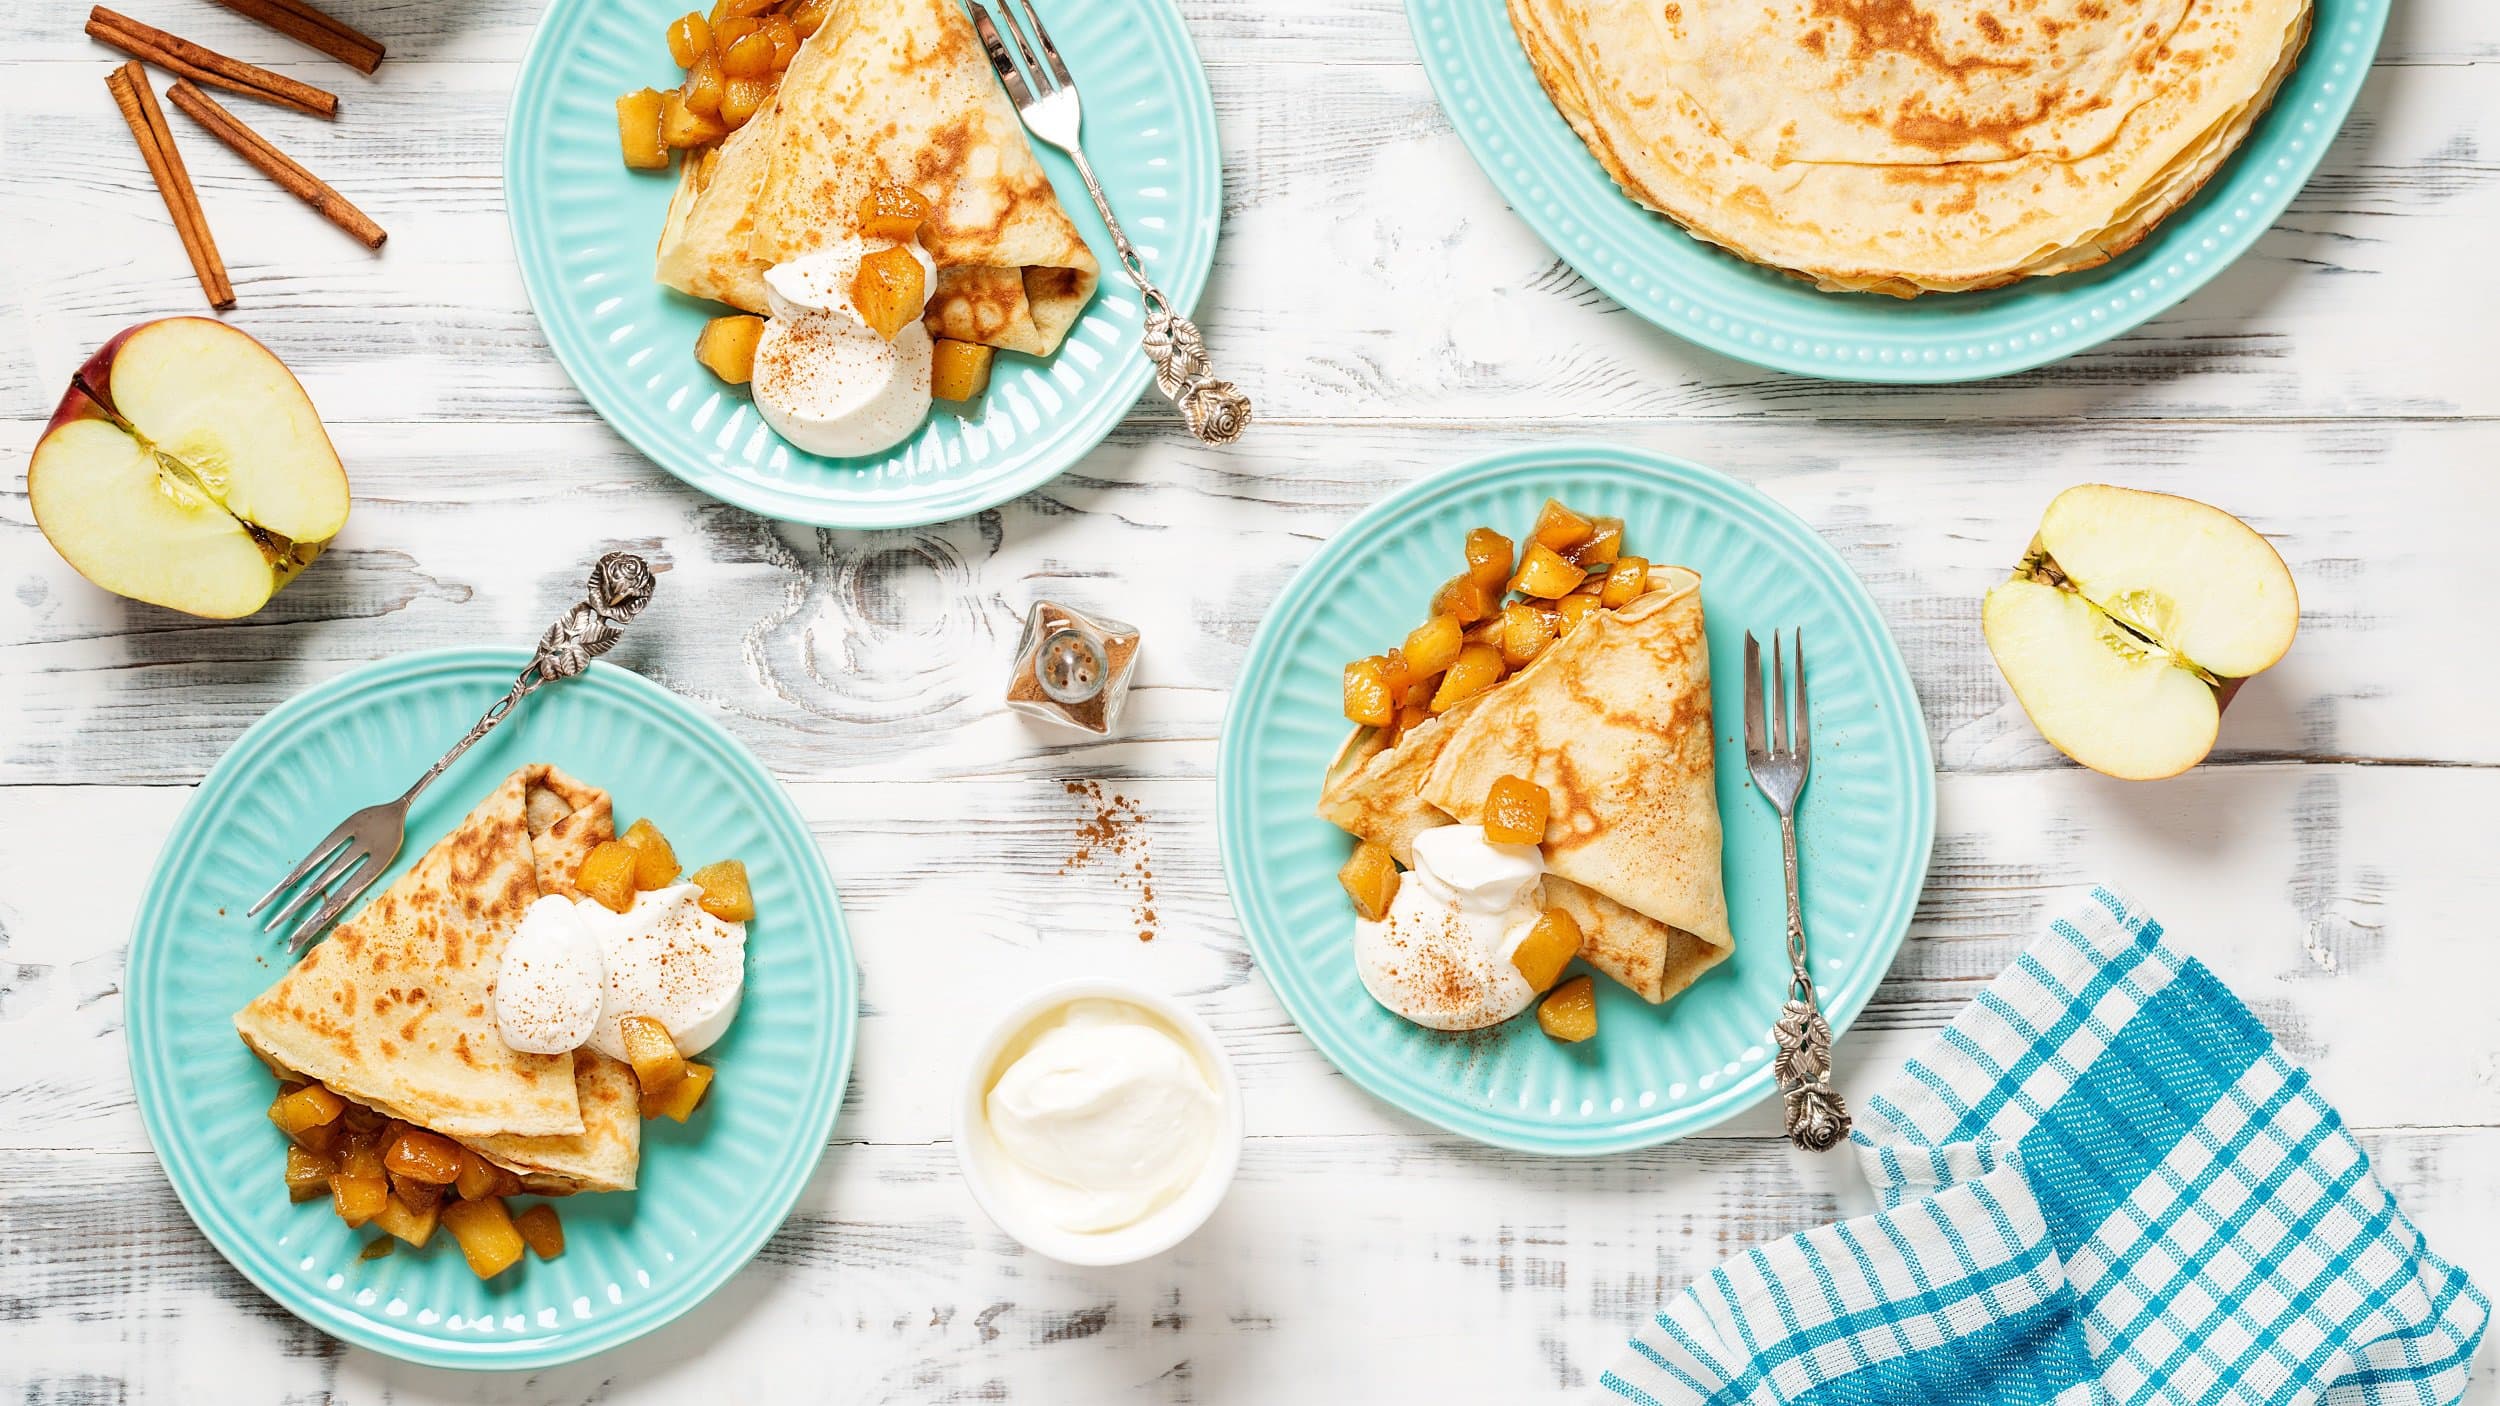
[1061, 779, 1158, 940]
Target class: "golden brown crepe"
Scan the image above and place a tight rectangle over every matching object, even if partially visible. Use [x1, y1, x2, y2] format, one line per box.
[656, 0, 1099, 356]
[235, 765, 642, 1193]
[1421, 567, 1734, 957]
[1507, 0, 2311, 295]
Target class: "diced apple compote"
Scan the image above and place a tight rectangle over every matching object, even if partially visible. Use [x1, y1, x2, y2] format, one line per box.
[681, 52, 725, 116]
[616, 89, 668, 170]
[1482, 774, 1551, 846]
[1431, 573, 1495, 625]
[617, 817, 682, 890]
[666, 11, 712, 65]
[1431, 643, 1504, 712]
[1379, 648, 1415, 709]
[690, 859, 755, 921]
[1510, 907, 1581, 992]
[618, 1014, 687, 1099]
[285, 1145, 336, 1202]
[1601, 556, 1649, 608]
[1499, 601, 1556, 669]
[859, 184, 931, 242]
[719, 28, 775, 77]
[1569, 516, 1624, 567]
[1556, 592, 1604, 635]
[1395, 701, 1428, 733]
[719, 76, 771, 126]
[695, 314, 764, 385]
[577, 840, 640, 914]
[390, 1172, 443, 1215]
[441, 1197, 527, 1279]
[931, 339, 994, 401]
[763, 16, 799, 67]
[661, 89, 728, 148]
[270, 1082, 344, 1138]
[332, 1144, 388, 1228]
[373, 1193, 440, 1248]
[515, 1203, 566, 1260]
[1337, 840, 1400, 922]
[453, 1148, 503, 1204]
[851, 246, 928, 341]
[1465, 615, 1505, 648]
[1464, 527, 1515, 590]
[788, 0, 827, 34]
[1343, 656, 1395, 728]
[644, 1062, 714, 1122]
[1511, 543, 1587, 599]
[383, 1127, 465, 1185]
[1403, 614, 1465, 678]
[1530, 499, 1596, 553]
[1537, 975, 1597, 1042]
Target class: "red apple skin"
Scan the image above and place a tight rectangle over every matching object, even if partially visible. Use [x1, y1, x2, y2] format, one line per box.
[40, 378, 119, 441]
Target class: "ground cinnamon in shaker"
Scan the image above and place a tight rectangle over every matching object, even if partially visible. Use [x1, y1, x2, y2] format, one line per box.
[1006, 600, 1141, 735]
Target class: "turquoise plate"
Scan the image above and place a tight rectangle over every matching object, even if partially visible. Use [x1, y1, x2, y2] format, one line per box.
[1218, 446, 1933, 1153]
[505, 0, 1220, 528]
[1406, 0, 2387, 382]
[125, 649, 855, 1368]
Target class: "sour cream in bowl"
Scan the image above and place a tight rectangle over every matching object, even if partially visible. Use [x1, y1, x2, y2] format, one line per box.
[954, 978, 1243, 1266]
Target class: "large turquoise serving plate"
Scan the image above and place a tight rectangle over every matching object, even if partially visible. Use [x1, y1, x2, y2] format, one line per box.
[1406, 0, 2386, 381]
[126, 649, 854, 1368]
[1219, 446, 1933, 1153]
[505, 0, 1220, 528]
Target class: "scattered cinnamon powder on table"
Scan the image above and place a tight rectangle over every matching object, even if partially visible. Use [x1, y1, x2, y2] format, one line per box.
[1061, 779, 1158, 941]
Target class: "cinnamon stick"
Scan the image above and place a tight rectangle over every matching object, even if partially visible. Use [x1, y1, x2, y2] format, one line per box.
[87, 7, 338, 118]
[104, 62, 234, 309]
[168, 80, 386, 248]
[204, 0, 383, 74]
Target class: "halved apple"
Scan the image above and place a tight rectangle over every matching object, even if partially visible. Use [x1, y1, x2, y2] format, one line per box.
[1983, 485, 2298, 781]
[28, 318, 348, 619]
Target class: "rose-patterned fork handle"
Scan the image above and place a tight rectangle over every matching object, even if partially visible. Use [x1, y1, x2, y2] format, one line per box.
[1062, 147, 1250, 446]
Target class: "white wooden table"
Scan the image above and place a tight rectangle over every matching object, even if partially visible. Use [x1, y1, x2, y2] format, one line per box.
[4, 0, 2496, 1398]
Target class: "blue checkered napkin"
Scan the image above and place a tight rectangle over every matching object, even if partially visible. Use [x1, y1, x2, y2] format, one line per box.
[1599, 887, 2488, 1406]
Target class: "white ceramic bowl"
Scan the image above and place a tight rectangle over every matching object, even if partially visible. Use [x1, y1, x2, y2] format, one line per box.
[954, 977, 1243, 1266]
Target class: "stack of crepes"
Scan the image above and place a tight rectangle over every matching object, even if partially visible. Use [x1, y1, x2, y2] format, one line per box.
[654, 0, 1099, 355]
[234, 765, 642, 1194]
[1321, 566, 1734, 1004]
[1508, 0, 2312, 295]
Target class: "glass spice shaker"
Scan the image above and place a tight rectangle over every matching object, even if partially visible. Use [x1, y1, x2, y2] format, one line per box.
[1006, 600, 1141, 735]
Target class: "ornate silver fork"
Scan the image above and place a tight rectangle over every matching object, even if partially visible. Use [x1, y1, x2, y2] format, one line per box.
[1742, 629, 1851, 1152]
[246, 554, 657, 954]
[967, 0, 1249, 445]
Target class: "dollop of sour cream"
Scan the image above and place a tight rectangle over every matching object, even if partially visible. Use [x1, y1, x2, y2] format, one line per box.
[494, 886, 746, 1061]
[751, 234, 938, 459]
[982, 999, 1220, 1235]
[1353, 825, 1545, 1031]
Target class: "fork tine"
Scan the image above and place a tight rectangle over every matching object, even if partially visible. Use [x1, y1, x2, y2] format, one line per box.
[1012, 0, 1076, 90]
[285, 865, 378, 955]
[1742, 631, 1765, 761]
[991, 0, 1053, 94]
[1791, 629, 1811, 773]
[246, 821, 354, 917]
[261, 844, 368, 935]
[966, 3, 1033, 107]
[1770, 630, 1790, 756]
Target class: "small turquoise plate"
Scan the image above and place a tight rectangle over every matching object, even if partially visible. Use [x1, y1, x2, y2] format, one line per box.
[505, 0, 1221, 528]
[1218, 446, 1933, 1154]
[1406, 0, 2387, 381]
[125, 649, 855, 1368]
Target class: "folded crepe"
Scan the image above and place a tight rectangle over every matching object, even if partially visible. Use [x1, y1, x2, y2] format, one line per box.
[234, 765, 641, 1193]
[656, 0, 1099, 357]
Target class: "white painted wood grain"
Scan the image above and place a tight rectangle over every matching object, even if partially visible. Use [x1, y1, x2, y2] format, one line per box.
[2, 0, 2496, 1397]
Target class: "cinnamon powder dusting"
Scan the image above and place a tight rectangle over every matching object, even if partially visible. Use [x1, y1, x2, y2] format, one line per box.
[1061, 780, 1158, 941]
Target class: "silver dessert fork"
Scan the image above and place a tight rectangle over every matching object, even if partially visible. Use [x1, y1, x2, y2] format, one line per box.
[247, 554, 657, 954]
[1743, 629, 1851, 1152]
[967, 0, 1249, 445]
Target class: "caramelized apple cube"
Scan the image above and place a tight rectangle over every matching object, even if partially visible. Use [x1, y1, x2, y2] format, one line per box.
[372, 1193, 440, 1248]
[441, 1197, 527, 1279]
[1431, 573, 1494, 625]
[618, 1014, 686, 1099]
[1464, 527, 1514, 590]
[1342, 656, 1395, 728]
[577, 840, 640, 914]
[931, 339, 994, 402]
[787, 0, 827, 34]
[1569, 516, 1624, 567]
[1557, 592, 1604, 635]
[1396, 701, 1429, 733]
[720, 75, 770, 126]
[616, 89, 668, 170]
[1601, 557, 1649, 608]
[1431, 643, 1504, 712]
[515, 1203, 566, 1260]
[762, 15, 798, 67]
[1499, 601, 1557, 670]
[390, 1171, 443, 1215]
[1511, 543, 1588, 599]
[695, 314, 764, 385]
[719, 27, 775, 77]
[665, 11, 712, 66]
[1537, 975, 1597, 1042]
[1403, 614, 1465, 678]
[285, 1145, 336, 1202]
[383, 1127, 465, 1185]
[859, 183, 931, 242]
[620, 818, 682, 890]
[1510, 907, 1582, 992]
[1379, 648, 1415, 709]
[1530, 499, 1596, 553]
[452, 1148, 500, 1203]
[690, 859, 755, 921]
[1482, 774, 1551, 846]
[331, 1169, 387, 1228]
[681, 52, 725, 116]
[851, 245, 928, 341]
[643, 1062, 714, 1122]
[1465, 615, 1505, 648]
[270, 1082, 345, 1137]
[1337, 840, 1400, 922]
[661, 88, 728, 147]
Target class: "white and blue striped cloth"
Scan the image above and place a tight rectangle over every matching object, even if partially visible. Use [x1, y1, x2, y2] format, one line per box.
[1601, 887, 2488, 1406]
